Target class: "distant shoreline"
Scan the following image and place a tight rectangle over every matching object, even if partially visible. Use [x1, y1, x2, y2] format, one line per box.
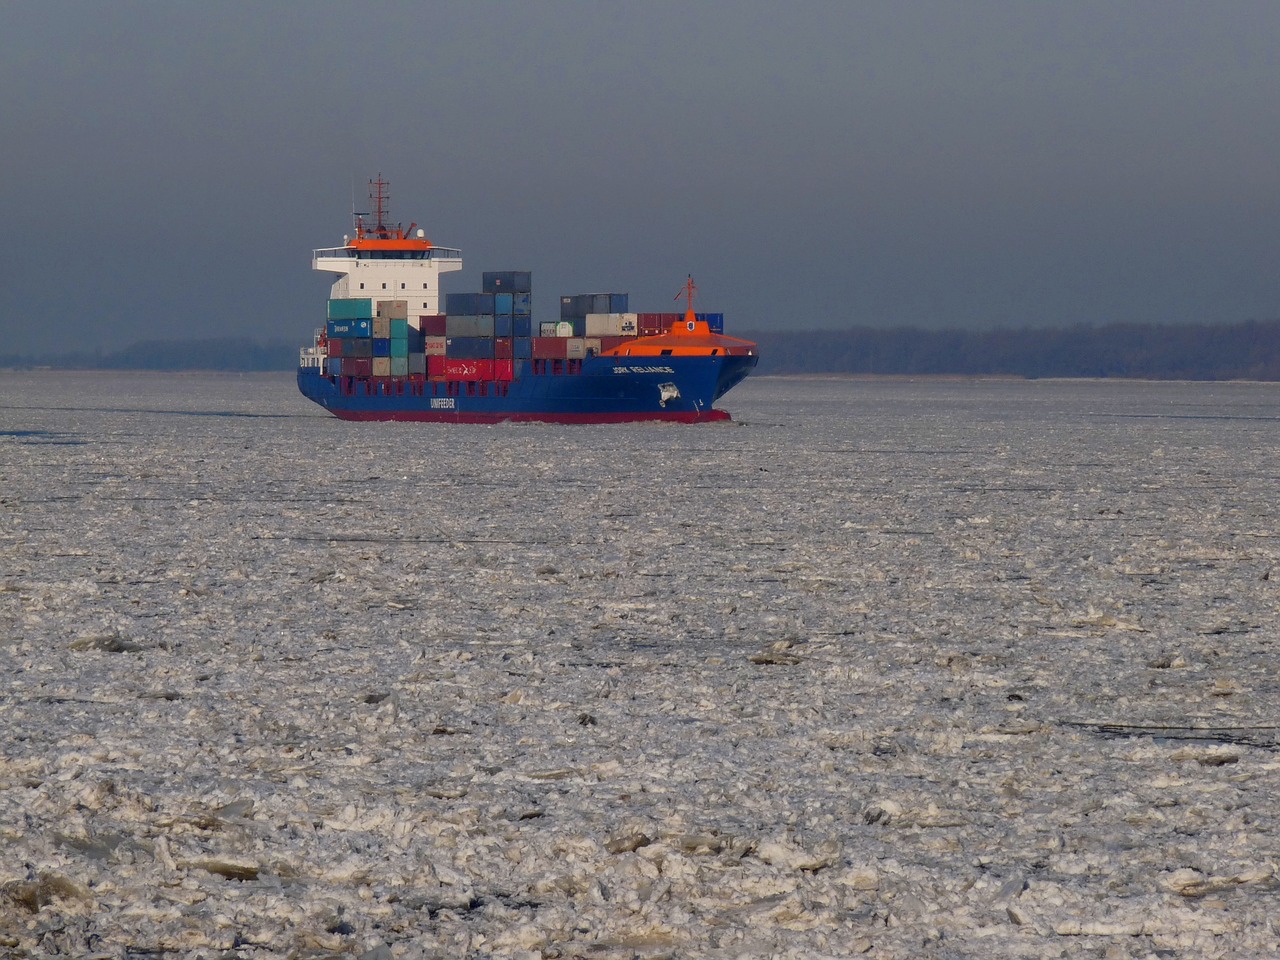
[4, 316, 1280, 380]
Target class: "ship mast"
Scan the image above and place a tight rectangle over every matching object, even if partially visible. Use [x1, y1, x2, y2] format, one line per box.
[370, 175, 390, 235]
[354, 174, 398, 240]
[675, 274, 698, 321]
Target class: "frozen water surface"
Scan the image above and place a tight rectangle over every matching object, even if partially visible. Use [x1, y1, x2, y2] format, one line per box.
[2, 371, 1279, 958]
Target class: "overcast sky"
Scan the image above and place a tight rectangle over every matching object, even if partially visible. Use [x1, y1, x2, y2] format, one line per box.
[3, 1, 1279, 354]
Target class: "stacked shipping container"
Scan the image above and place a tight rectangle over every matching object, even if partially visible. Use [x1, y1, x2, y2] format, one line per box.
[326, 299, 425, 379]
[322, 277, 707, 384]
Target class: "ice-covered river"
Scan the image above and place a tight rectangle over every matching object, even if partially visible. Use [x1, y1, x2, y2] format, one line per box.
[2, 372, 1278, 958]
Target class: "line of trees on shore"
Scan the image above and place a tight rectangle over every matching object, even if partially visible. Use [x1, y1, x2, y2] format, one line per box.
[3, 318, 1280, 380]
[739, 317, 1280, 380]
[1, 337, 297, 372]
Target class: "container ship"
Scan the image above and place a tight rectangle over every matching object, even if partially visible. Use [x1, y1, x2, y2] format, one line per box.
[297, 177, 758, 423]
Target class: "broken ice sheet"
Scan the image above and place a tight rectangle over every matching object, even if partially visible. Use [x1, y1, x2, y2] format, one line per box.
[1, 373, 1279, 957]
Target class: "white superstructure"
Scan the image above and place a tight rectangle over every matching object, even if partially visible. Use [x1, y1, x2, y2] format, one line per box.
[312, 176, 462, 320]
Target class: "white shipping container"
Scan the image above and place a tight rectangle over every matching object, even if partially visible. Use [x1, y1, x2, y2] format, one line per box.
[555, 321, 574, 338]
[585, 312, 639, 336]
[565, 338, 586, 360]
[424, 336, 447, 356]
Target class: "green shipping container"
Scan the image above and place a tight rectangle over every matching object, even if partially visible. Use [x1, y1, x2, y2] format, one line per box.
[390, 338, 409, 358]
[390, 318, 409, 338]
[389, 356, 409, 376]
[328, 298, 374, 321]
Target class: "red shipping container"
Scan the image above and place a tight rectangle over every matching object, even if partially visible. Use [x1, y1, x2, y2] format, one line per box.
[638, 312, 682, 335]
[599, 336, 631, 352]
[494, 337, 513, 359]
[327, 338, 345, 358]
[442, 358, 494, 381]
[345, 357, 373, 377]
[494, 359, 514, 381]
[418, 314, 447, 336]
[427, 355, 445, 378]
[531, 337, 568, 359]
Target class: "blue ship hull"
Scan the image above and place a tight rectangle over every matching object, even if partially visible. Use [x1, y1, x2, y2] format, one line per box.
[297, 353, 758, 423]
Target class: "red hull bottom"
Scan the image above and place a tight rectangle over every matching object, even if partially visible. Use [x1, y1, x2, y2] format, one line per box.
[326, 408, 734, 424]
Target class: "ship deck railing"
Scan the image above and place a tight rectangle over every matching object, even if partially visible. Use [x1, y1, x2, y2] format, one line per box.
[313, 246, 463, 263]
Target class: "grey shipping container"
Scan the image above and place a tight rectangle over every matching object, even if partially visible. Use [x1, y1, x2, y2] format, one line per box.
[376, 299, 409, 320]
[445, 314, 496, 337]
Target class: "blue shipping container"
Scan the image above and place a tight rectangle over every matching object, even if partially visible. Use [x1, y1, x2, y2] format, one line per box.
[326, 357, 343, 376]
[327, 318, 373, 338]
[514, 337, 532, 359]
[609, 293, 629, 313]
[446, 336, 497, 359]
[328, 298, 374, 321]
[513, 316, 532, 338]
[372, 338, 391, 357]
[483, 270, 532, 293]
[494, 315, 513, 337]
[513, 292, 532, 315]
[494, 292, 514, 315]
[696, 312, 725, 333]
[445, 292, 496, 315]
